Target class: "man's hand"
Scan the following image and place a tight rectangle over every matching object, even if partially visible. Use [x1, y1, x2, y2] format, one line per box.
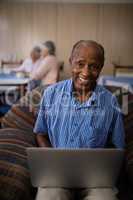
[35, 134, 52, 147]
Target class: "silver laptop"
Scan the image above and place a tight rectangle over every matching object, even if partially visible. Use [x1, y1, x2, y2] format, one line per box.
[27, 148, 124, 188]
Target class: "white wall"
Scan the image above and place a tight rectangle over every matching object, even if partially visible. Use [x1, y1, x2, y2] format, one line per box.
[0, 2, 133, 77]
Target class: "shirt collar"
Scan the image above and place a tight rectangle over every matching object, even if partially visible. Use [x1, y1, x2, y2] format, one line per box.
[68, 79, 100, 108]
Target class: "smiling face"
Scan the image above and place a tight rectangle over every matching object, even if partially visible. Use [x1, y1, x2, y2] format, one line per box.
[70, 42, 104, 95]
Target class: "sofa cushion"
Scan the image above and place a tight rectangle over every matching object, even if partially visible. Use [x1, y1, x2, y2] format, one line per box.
[1, 85, 46, 131]
[123, 92, 133, 178]
[106, 86, 133, 186]
[0, 128, 36, 200]
[124, 112, 133, 187]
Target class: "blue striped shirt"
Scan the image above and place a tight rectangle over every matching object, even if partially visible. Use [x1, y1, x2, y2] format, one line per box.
[34, 79, 125, 148]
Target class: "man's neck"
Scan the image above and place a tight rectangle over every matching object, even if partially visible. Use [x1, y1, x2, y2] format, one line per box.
[75, 92, 92, 103]
[32, 58, 38, 63]
[72, 82, 97, 103]
[73, 88, 95, 103]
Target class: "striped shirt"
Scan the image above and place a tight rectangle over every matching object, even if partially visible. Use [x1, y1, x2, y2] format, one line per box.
[34, 79, 125, 148]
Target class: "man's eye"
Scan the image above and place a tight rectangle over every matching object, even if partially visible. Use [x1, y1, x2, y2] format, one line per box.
[89, 65, 98, 70]
[90, 65, 96, 69]
[78, 63, 84, 67]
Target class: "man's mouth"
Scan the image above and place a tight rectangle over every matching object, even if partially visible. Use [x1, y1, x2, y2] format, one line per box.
[79, 77, 89, 84]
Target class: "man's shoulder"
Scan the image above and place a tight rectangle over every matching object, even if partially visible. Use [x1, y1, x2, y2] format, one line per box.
[43, 79, 71, 97]
[42, 55, 56, 63]
[97, 85, 114, 97]
[97, 85, 118, 105]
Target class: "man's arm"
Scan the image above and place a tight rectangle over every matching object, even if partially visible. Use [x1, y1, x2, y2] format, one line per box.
[34, 88, 53, 147]
[12, 59, 27, 72]
[35, 133, 52, 147]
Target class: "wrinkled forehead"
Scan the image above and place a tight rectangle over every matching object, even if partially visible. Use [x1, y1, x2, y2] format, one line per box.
[72, 44, 99, 62]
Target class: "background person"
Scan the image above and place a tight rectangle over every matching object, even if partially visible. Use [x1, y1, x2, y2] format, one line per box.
[28, 40, 59, 91]
[13, 46, 42, 76]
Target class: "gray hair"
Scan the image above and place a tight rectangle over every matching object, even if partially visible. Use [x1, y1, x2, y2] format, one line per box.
[32, 46, 41, 53]
[70, 40, 105, 67]
[43, 41, 56, 55]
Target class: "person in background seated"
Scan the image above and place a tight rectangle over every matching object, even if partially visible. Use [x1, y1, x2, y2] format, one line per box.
[28, 41, 59, 91]
[13, 46, 42, 76]
[34, 40, 125, 200]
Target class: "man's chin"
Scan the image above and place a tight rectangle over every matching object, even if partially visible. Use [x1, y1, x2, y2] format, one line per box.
[75, 82, 96, 92]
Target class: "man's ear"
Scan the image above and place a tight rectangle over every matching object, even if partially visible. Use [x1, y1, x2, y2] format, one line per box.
[100, 64, 104, 71]
[98, 65, 104, 75]
[69, 57, 72, 64]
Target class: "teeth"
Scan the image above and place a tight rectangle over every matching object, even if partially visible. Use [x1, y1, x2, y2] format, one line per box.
[79, 77, 88, 83]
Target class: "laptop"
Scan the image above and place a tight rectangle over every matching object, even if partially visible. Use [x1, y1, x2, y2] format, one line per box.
[27, 148, 124, 188]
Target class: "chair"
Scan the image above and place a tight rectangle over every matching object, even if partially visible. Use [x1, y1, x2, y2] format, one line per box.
[112, 63, 133, 77]
[1, 60, 23, 72]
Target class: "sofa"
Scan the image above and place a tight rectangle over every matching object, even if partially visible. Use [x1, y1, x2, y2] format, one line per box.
[0, 85, 45, 200]
[0, 84, 133, 200]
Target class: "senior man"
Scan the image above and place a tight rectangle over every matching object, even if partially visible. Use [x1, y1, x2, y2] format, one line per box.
[34, 40, 125, 200]
[13, 46, 42, 74]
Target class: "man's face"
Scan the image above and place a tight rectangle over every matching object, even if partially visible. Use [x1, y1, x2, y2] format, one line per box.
[41, 47, 49, 57]
[71, 45, 103, 93]
[31, 50, 41, 61]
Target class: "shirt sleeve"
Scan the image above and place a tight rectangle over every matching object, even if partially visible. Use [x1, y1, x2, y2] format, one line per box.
[13, 59, 28, 72]
[111, 97, 125, 149]
[33, 90, 48, 135]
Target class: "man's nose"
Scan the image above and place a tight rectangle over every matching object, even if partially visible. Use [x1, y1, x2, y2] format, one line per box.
[81, 64, 91, 76]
